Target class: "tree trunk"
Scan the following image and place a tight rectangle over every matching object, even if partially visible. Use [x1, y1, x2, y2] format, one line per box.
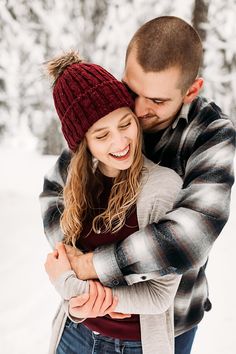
[192, 0, 209, 75]
[192, 0, 209, 43]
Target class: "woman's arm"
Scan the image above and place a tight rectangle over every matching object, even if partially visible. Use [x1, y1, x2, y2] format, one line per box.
[57, 271, 181, 315]
[112, 274, 181, 314]
[46, 243, 180, 315]
[53, 269, 89, 300]
[44, 243, 89, 299]
[51, 166, 183, 317]
[45, 244, 121, 321]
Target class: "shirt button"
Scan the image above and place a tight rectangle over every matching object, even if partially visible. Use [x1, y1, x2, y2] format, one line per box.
[141, 276, 146, 280]
[112, 279, 119, 286]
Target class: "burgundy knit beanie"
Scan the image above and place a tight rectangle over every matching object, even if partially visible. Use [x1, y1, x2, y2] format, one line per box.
[48, 52, 134, 152]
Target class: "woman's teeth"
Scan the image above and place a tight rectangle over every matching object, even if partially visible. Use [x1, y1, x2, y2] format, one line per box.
[110, 145, 130, 157]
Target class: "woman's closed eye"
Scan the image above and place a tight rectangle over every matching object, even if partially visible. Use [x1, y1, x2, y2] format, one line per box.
[95, 120, 132, 139]
[96, 132, 108, 140]
[120, 121, 131, 129]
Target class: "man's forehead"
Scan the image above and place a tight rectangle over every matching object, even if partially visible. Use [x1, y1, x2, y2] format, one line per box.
[123, 66, 182, 98]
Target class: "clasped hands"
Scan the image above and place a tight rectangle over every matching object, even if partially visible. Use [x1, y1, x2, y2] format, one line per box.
[44, 243, 130, 320]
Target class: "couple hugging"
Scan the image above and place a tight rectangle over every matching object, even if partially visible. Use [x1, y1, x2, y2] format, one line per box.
[40, 16, 235, 354]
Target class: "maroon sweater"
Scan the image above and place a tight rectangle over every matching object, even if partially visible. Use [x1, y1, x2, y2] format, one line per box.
[76, 174, 141, 340]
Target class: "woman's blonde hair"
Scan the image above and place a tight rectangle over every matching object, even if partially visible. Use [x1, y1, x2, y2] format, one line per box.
[61, 115, 143, 247]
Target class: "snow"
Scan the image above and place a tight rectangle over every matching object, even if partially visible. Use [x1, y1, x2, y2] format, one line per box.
[0, 146, 59, 354]
[0, 146, 235, 354]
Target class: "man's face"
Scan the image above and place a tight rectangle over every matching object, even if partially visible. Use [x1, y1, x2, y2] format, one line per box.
[123, 51, 187, 133]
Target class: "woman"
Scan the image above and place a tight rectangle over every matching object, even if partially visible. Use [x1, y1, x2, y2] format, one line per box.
[42, 51, 182, 354]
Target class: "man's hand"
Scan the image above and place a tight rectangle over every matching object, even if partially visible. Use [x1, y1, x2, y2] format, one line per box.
[69, 280, 131, 320]
[45, 243, 72, 282]
[65, 244, 98, 280]
[64, 244, 83, 258]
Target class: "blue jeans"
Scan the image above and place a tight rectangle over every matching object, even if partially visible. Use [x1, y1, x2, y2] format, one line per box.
[175, 326, 197, 354]
[57, 318, 143, 354]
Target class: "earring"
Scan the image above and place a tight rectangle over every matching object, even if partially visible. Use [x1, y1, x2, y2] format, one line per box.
[92, 157, 99, 173]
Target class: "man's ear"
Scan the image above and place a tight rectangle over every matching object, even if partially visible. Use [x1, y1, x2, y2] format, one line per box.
[183, 78, 204, 104]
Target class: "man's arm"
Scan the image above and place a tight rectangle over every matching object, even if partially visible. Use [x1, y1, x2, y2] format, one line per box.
[92, 118, 235, 286]
[40, 120, 235, 287]
[39, 149, 72, 248]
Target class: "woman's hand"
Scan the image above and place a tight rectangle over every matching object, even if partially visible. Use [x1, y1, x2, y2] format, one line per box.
[69, 280, 117, 318]
[69, 280, 131, 319]
[45, 242, 72, 283]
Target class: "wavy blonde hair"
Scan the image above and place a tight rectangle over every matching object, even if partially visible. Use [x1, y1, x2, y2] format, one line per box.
[61, 115, 144, 247]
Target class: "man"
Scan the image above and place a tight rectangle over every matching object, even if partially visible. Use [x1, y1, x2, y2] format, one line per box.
[40, 16, 235, 354]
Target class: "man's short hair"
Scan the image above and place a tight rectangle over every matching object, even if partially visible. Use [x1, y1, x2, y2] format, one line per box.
[126, 16, 203, 93]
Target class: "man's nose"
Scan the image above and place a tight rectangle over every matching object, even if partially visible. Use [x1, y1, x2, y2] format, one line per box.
[134, 96, 151, 117]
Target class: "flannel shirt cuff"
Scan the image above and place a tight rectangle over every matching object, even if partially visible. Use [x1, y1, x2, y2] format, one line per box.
[93, 244, 127, 287]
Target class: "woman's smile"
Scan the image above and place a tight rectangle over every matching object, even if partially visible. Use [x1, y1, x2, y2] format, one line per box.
[109, 144, 130, 160]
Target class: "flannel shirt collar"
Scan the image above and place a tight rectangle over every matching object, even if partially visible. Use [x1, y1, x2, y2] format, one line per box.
[171, 102, 191, 129]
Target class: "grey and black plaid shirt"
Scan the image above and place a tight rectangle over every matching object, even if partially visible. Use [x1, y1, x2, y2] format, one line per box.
[40, 96, 235, 336]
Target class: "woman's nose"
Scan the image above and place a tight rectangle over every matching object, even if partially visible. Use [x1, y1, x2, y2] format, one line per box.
[111, 132, 128, 150]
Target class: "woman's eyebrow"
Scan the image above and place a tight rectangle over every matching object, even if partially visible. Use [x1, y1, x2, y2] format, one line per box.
[119, 112, 133, 121]
[91, 126, 108, 134]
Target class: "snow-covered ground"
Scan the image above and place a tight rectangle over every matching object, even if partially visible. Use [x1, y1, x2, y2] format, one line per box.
[0, 146, 235, 354]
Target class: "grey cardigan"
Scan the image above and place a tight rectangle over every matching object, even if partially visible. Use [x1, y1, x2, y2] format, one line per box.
[47, 157, 182, 354]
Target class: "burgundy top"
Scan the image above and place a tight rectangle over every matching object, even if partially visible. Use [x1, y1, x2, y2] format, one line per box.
[76, 173, 141, 340]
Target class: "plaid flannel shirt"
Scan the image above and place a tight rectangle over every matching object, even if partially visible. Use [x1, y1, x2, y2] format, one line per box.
[40, 96, 235, 336]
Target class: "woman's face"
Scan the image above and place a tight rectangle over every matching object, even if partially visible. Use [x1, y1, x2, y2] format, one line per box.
[86, 107, 139, 177]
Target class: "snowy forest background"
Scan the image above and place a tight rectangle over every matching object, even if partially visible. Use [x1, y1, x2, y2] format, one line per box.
[0, 0, 236, 153]
[0, 1, 236, 354]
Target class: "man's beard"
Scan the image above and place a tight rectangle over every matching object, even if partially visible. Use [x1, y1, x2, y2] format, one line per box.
[138, 114, 160, 132]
